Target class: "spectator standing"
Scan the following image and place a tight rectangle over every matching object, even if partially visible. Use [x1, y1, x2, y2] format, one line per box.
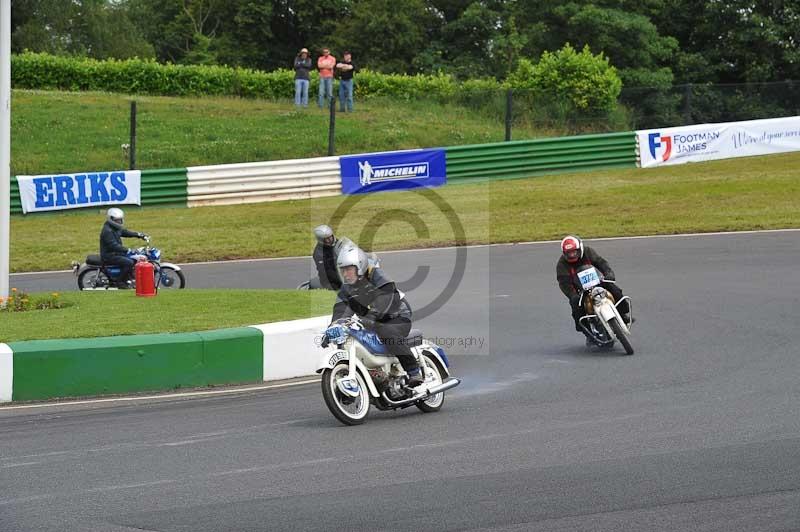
[336, 51, 356, 112]
[293, 48, 312, 107]
[317, 47, 336, 108]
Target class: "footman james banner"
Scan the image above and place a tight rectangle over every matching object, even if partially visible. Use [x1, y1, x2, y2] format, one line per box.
[340, 149, 446, 194]
[637, 116, 800, 168]
[16, 170, 142, 214]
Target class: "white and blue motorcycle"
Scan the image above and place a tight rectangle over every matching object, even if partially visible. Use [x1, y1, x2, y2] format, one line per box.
[317, 315, 460, 425]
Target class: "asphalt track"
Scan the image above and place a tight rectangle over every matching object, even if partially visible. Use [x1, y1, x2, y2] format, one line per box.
[2, 231, 799, 531]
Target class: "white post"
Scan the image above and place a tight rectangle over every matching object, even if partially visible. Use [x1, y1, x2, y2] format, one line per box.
[0, 0, 9, 299]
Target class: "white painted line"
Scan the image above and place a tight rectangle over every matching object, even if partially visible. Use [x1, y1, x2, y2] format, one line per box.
[9, 228, 800, 277]
[0, 344, 12, 403]
[9, 268, 74, 276]
[0, 378, 319, 411]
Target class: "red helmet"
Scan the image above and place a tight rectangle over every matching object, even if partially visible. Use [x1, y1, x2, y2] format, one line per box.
[561, 235, 583, 263]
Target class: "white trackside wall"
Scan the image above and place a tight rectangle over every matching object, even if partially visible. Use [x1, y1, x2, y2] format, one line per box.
[0, 343, 12, 402]
[250, 316, 329, 381]
[637, 116, 800, 168]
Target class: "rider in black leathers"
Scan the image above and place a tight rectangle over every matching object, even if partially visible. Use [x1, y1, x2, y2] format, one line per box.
[556, 235, 631, 336]
[100, 207, 147, 286]
[326, 243, 424, 387]
[312, 224, 350, 290]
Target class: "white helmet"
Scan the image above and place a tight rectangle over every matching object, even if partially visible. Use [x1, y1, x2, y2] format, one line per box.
[107, 207, 124, 227]
[313, 224, 335, 246]
[336, 244, 369, 284]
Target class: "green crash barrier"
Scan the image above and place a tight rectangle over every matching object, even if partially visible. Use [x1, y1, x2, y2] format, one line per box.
[8, 327, 262, 401]
[445, 131, 637, 184]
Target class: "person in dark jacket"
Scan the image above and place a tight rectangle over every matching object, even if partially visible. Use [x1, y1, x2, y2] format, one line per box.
[327, 244, 424, 387]
[336, 51, 356, 112]
[100, 207, 147, 287]
[312, 224, 354, 290]
[556, 235, 631, 336]
[293, 48, 312, 107]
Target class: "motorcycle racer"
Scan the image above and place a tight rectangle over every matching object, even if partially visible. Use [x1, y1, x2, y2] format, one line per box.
[100, 208, 148, 287]
[556, 235, 632, 338]
[326, 244, 424, 387]
[312, 224, 354, 290]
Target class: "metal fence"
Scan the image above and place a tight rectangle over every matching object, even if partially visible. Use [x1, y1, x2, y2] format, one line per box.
[620, 80, 800, 130]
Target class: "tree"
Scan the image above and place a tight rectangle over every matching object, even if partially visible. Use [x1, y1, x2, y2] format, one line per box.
[328, 0, 435, 74]
[11, 0, 154, 59]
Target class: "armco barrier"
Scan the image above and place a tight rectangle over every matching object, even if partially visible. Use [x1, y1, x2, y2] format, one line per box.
[140, 167, 189, 206]
[7, 131, 638, 214]
[445, 132, 637, 183]
[0, 317, 328, 403]
[186, 157, 341, 207]
[8, 167, 188, 215]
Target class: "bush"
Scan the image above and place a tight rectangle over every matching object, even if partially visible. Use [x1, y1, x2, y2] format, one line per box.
[508, 44, 622, 115]
[11, 52, 473, 100]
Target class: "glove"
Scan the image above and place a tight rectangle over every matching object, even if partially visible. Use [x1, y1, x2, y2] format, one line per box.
[320, 334, 330, 348]
[360, 315, 376, 330]
[569, 294, 580, 308]
[138, 233, 149, 240]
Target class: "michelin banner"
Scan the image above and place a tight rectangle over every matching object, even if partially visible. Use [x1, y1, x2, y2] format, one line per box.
[638, 116, 800, 168]
[340, 149, 446, 194]
[16, 170, 142, 214]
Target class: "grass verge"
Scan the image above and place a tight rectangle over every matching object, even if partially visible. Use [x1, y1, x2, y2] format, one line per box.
[9, 152, 800, 273]
[10, 89, 541, 175]
[0, 289, 334, 342]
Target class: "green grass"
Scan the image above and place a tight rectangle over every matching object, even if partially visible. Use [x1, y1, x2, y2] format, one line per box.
[9, 151, 800, 273]
[10, 89, 541, 175]
[0, 289, 335, 342]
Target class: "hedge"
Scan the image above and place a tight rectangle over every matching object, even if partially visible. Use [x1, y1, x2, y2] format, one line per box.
[11, 52, 499, 100]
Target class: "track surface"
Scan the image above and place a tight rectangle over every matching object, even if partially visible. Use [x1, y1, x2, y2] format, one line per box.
[2, 232, 800, 531]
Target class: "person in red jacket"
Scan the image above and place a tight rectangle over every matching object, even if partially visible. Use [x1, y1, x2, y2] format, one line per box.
[317, 47, 336, 108]
[556, 235, 631, 338]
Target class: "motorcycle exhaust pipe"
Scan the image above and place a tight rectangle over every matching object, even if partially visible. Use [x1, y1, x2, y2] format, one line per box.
[381, 377, 461, 408]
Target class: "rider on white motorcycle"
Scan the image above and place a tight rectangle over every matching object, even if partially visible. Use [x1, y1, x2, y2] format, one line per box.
[557, 235, 632, 338]
[324, 244, 424, 387]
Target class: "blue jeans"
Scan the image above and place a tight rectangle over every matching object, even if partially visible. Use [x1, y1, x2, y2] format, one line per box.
[339, 79, 354, 111]
[294, 79, 309, 107]
[318, 77, 333, 108]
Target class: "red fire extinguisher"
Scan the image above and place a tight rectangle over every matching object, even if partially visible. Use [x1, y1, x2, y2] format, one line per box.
[135, 259, 157, 297]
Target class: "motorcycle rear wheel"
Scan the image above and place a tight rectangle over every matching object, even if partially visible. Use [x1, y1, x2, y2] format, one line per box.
[609, 317, 634, 355]
[321, 363, 371, 425]
[416, 353, 446, 413]
[77, 268, 110, 290]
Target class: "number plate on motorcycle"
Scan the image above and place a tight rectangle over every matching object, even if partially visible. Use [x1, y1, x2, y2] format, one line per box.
[328, 351, 348, 366]
[578, 267, 601, 289]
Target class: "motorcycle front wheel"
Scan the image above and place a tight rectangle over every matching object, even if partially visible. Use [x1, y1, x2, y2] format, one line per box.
[609, 317, 634, 355]
[158, 266, 186, 289]
[77, 268, 109, 290]
[321, 362, 371, 425]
